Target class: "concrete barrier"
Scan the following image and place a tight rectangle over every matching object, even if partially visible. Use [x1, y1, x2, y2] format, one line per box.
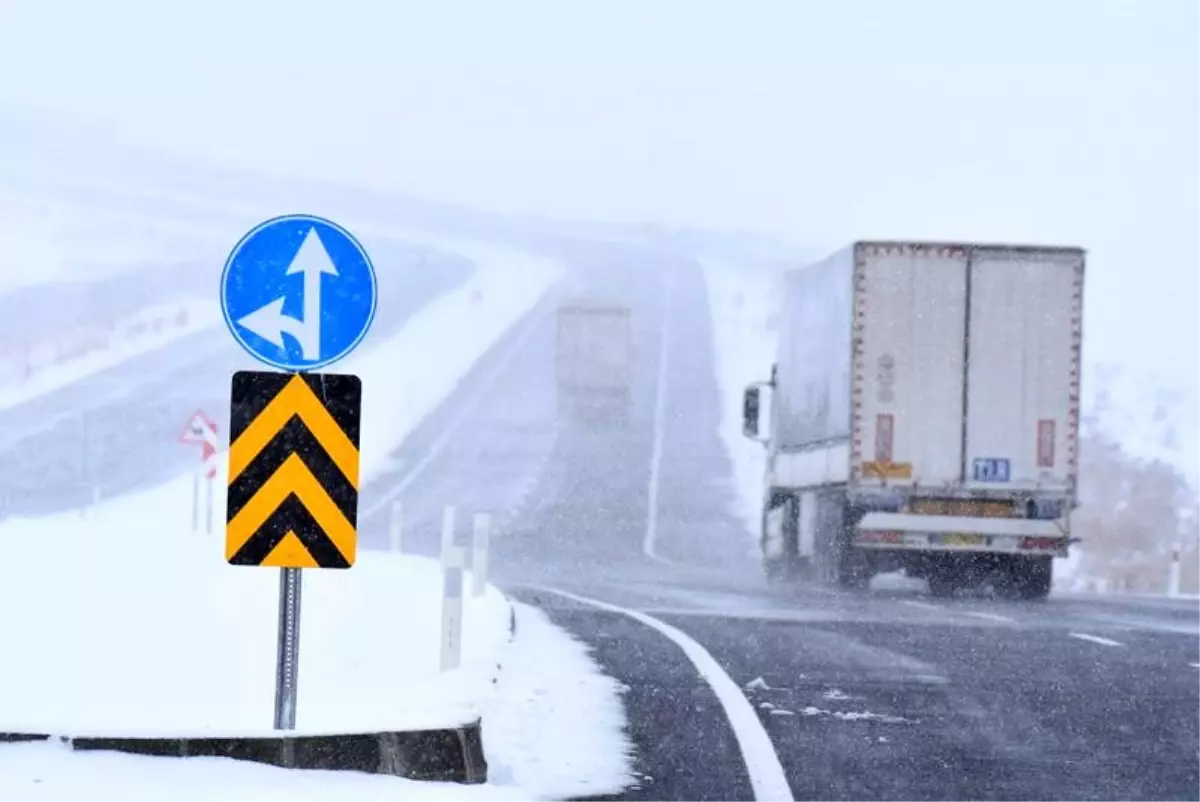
[0, 720, 488, 784]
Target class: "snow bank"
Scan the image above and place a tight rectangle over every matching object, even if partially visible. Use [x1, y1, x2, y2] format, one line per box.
[482, 603, 635, 799]
[701, 259, 781, 556]
[0, 602, 634, 800]
[0, 529, 510, 734]
[0, 739, 530, 801]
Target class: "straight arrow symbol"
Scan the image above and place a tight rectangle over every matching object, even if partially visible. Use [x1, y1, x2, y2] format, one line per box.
[237, 227, 337, 361]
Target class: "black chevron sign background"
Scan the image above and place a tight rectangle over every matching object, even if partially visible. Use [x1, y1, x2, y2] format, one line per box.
[225, 370, 362, 569]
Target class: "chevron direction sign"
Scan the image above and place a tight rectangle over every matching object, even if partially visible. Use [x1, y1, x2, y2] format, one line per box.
[225, 370, 362, 569]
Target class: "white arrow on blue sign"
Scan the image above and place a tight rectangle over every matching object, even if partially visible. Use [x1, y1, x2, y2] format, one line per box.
[220, 214, 378, 371]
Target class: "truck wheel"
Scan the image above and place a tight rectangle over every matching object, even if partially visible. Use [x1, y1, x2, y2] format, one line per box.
[763, 554, 800, 584]
[926, 564, 959, 598]
[1011, 556, 1053, 600]
[836, 551, 870, 590]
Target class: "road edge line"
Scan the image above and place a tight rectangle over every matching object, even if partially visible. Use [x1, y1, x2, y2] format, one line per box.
[1069, 632, 1124, 647]
[528, 584, 795, 802]
[643, 268, 676, 566]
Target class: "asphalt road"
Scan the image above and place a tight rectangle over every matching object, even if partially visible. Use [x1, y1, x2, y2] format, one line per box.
[0, 240, 473, 517]
[358, 239, 1200, 802]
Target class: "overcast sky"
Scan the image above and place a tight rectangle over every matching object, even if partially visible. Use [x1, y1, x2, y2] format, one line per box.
[0, 0, 1196, 392]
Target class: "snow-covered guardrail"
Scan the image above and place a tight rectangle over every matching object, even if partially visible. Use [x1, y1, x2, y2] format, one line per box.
[0, 303, 197, 388]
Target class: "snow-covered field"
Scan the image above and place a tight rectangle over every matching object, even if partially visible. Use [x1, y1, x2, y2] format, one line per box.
[0, 237, 635, 798]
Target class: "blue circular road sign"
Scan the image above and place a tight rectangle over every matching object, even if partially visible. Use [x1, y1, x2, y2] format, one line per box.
[220, 214, 378, 372]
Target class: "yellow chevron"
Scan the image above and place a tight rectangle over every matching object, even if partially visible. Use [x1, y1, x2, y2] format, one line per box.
[225, 453, 356, 562]
[263, 531, 320, 568]
[228, 374, 359, 488]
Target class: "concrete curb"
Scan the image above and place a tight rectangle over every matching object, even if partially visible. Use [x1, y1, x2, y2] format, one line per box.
[0, 720, 488, 784]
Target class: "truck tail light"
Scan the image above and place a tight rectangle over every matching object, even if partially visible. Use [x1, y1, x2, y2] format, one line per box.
[875, 414, 894, 463]
[1037, 419, 1056, 468]
[1020, 536, 1060, 551]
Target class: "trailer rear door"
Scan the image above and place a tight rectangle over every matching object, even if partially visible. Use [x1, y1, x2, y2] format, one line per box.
[854, 244, 969, 489]
[964, 249, 1083, 492]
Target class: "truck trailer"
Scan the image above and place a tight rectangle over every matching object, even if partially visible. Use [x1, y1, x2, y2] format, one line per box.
[742, 240, 1085, 599]
[555, 300, 633, 427]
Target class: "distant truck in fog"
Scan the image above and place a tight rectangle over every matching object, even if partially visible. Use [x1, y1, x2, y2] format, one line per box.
[742, 240, 1086, 599]
[555, 301, 633, 426]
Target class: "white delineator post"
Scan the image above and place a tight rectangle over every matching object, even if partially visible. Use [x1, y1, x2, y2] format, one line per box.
[440, 505, 465, 672]
[1168, 543, 1182, 598]
[389, 501, 403, 553]
[472, 512, 491, 597]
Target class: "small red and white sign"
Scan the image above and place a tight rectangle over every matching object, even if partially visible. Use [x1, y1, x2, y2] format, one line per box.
[180, 409, 220, 478]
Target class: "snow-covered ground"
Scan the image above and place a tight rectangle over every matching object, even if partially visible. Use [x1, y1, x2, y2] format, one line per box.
[0, 740, 531, 802]
[0, 238, 635, 798]
[0, 187, 229, 288]
[0, 239, 563, 729]
[0, 530, 511, 734]
[0, 599, 634, 800]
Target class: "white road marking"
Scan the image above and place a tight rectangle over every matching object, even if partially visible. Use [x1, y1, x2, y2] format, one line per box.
[962, 611, 1017, 624]
[531, 584, 794, 802]
[901, 600, 943, 612]
[361, 299, 552, 519]
[1191, 662, 1199, 669]
[642, 268, 676, 565]
[1079, 611, 1200, 637]
[635, 606, 843, 625]
[1069, 632, 1124, 647]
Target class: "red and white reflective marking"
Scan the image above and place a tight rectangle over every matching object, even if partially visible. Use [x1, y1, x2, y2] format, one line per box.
[179, 409, 220, 478]
[1037, 418, 1056, 468]
[875, 413, 894, 463]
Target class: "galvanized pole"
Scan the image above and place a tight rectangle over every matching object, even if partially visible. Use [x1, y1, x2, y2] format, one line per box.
[204, 473, 214, 536]
[191, 468, 200, 532]
[274, 566, 303, 730]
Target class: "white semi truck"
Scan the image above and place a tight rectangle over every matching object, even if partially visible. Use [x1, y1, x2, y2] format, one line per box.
[742, 240, 1085, 599]
[555, 301, 633, 426]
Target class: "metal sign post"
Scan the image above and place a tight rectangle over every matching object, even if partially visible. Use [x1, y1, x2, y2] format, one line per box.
[192, 469, 201, 532]
[204, 470, 214, 536]
[220, 214, 376, 732]
[274, 566, 303, 729]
